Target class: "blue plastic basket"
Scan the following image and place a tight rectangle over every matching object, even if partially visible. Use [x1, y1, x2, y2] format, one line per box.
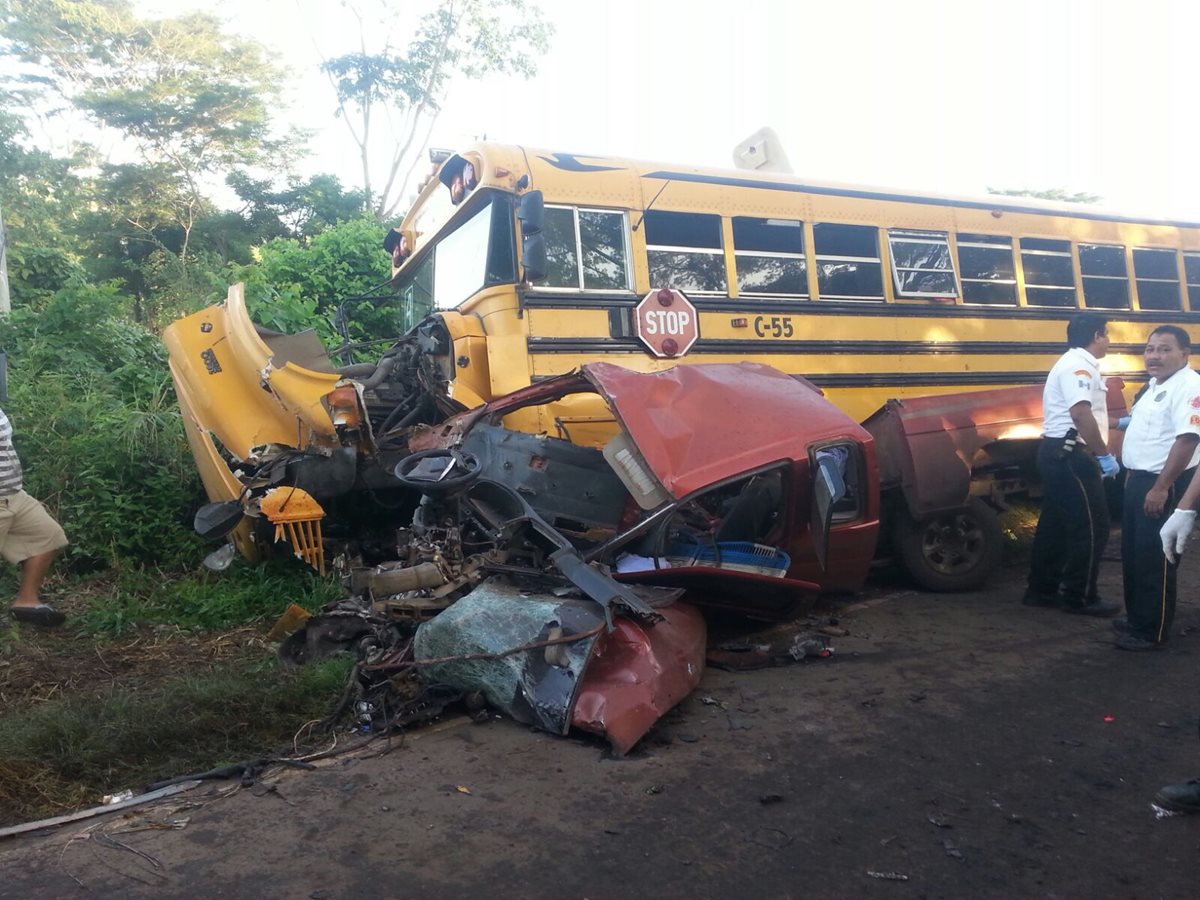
[668, 541, 791, 578]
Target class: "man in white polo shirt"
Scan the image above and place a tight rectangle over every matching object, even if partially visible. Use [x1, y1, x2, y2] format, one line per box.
[1025, 313, 1121, 616]
[1117, 325, 1200, 650]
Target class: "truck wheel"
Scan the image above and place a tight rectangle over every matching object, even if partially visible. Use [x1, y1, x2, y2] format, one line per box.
[893, 498, 1002, 592]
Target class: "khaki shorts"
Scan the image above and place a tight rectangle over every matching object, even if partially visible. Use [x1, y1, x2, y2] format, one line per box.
[0, 490, 68, 564]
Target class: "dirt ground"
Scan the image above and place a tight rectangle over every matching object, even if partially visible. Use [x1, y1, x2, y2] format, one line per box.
[1, 543, 1198, 899]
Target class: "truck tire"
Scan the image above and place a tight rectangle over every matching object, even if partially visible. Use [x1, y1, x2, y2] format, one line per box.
[893, 498, 1003, 592]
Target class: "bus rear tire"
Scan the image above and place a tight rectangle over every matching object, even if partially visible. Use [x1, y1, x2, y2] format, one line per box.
[894, 498, 1002, 592]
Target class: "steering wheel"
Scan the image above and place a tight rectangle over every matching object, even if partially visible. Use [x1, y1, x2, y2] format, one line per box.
[393, 448, 482, 495]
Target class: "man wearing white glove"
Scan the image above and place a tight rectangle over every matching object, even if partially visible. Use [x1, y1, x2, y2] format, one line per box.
[1025, 314, 1120, 617]
[1160, 506, 1196, 564]
[1117, 325, 1200, 650]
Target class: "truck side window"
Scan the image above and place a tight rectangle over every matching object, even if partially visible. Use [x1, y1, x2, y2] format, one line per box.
[817, 443, 863, 522]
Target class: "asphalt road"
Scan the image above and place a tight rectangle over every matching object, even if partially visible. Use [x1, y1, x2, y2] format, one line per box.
[2, 547, 1198, 899]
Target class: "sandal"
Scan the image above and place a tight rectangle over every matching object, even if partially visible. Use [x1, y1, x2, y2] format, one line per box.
[10, 603, 66, 627]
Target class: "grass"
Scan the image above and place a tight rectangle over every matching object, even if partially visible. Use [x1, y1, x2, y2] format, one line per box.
[0, 554, 356, 825]
[66, 557, 345, 636]
[0, 555, 343, 637]
[0, 654, 354, 826]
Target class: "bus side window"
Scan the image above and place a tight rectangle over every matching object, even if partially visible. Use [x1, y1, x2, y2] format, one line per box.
[888, 229, 958, 299]
[541, 206, 632, 291]
[644, 210, 726, 293]
[579, 210, 631, 290]
[812, 223, 884, 301]
[1185, 253, 1200, 309]
[1020, 238, 1077, 307]
[732, 217, 807, 297]
[957, 233, 1017, 305]
[1079, 244, 1129, 309]
[542, 206, 580, 288]
[1133, 248, 1182, 311]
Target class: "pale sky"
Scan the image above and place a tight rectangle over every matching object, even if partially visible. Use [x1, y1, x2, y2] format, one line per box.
[140, 0, 1199, 219]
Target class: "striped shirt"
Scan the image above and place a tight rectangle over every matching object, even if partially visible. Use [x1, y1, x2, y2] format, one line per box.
[0, 409, 24, 496]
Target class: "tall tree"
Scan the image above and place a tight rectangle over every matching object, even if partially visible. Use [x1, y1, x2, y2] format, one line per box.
[320, 0, 553, 221]
[0, 98, 88, 305]
[1, 0, 286, 286]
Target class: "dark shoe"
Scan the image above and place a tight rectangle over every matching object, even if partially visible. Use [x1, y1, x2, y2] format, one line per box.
[1064, 597, 1121, 618]
[1154, 780, 1200, 813]
[1022, 590, 1061, 608]
[1114, 633, 1165, 651]
[9, 603, 66, 627]
[1112, 617, 1135, 634]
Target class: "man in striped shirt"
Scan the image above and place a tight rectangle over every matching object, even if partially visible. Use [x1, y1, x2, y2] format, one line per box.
[0, 408, 68, 626]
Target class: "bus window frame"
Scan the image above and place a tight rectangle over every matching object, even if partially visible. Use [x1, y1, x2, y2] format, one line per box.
[886, 228, 961, 301]
[1019, 237, 1079, 309]
[812, 222, 885, 302]
[731, 216, 809, 299]
[1184, 251, 1200, 311]
[1132, 246, 1183, 312]
[1078, 242, 1131, 311]
[955, 233, 1019, 307]
[643, 210, 728, 296]
[532, 204, 634, 294]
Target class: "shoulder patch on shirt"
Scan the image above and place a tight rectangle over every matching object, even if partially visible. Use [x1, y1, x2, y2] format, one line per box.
[1072, 369, 1092, 378]
[1190, 396, 1200, 409]
[1191, 415, 1200, 426]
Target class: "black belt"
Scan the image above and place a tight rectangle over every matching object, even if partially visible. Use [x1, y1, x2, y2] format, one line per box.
[1042, 436, 1090, 453]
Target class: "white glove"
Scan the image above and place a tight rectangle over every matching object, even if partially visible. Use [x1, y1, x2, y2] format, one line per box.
[1160, 508, 1197, 564]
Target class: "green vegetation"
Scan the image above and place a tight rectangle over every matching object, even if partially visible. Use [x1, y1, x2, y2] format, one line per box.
[0, 0, 553, 826]
[73, 560, 345, 636]
[0, 655, 354, 825]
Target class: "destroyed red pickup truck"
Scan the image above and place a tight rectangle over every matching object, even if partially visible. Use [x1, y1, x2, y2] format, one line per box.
[272, 360, 881, 754]
[169, 318, 1129, 753]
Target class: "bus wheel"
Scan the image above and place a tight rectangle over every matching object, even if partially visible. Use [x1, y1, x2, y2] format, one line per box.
[893, 498, 1002, 592]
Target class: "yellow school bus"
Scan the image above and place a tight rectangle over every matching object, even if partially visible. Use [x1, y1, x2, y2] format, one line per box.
[164, 142, 1200, 585]
[383, 142, 1200, 442]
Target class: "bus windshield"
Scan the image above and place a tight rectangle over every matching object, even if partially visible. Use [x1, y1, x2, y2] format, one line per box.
[395, 192, 516, 313]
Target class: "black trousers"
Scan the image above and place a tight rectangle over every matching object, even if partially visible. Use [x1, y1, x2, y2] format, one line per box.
[1028, 438, 1109, 603]
[1122, 469, 1193, 643]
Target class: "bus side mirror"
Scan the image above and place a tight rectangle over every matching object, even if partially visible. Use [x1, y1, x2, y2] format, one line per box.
[522, 232, 547, 283]
[517, 190, 544, 233]
[517, 191, 546, 282]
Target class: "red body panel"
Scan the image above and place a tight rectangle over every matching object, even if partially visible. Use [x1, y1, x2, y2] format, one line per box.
[862, 378, 1129, 518]
[572, 602, 707, 755]
[582, 361, 872, 499]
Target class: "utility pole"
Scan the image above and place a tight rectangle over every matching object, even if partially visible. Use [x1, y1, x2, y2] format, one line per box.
[0, 202, 10, 313]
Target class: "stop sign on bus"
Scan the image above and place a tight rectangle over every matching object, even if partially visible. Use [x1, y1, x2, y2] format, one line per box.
[634, 288, 699, 358]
